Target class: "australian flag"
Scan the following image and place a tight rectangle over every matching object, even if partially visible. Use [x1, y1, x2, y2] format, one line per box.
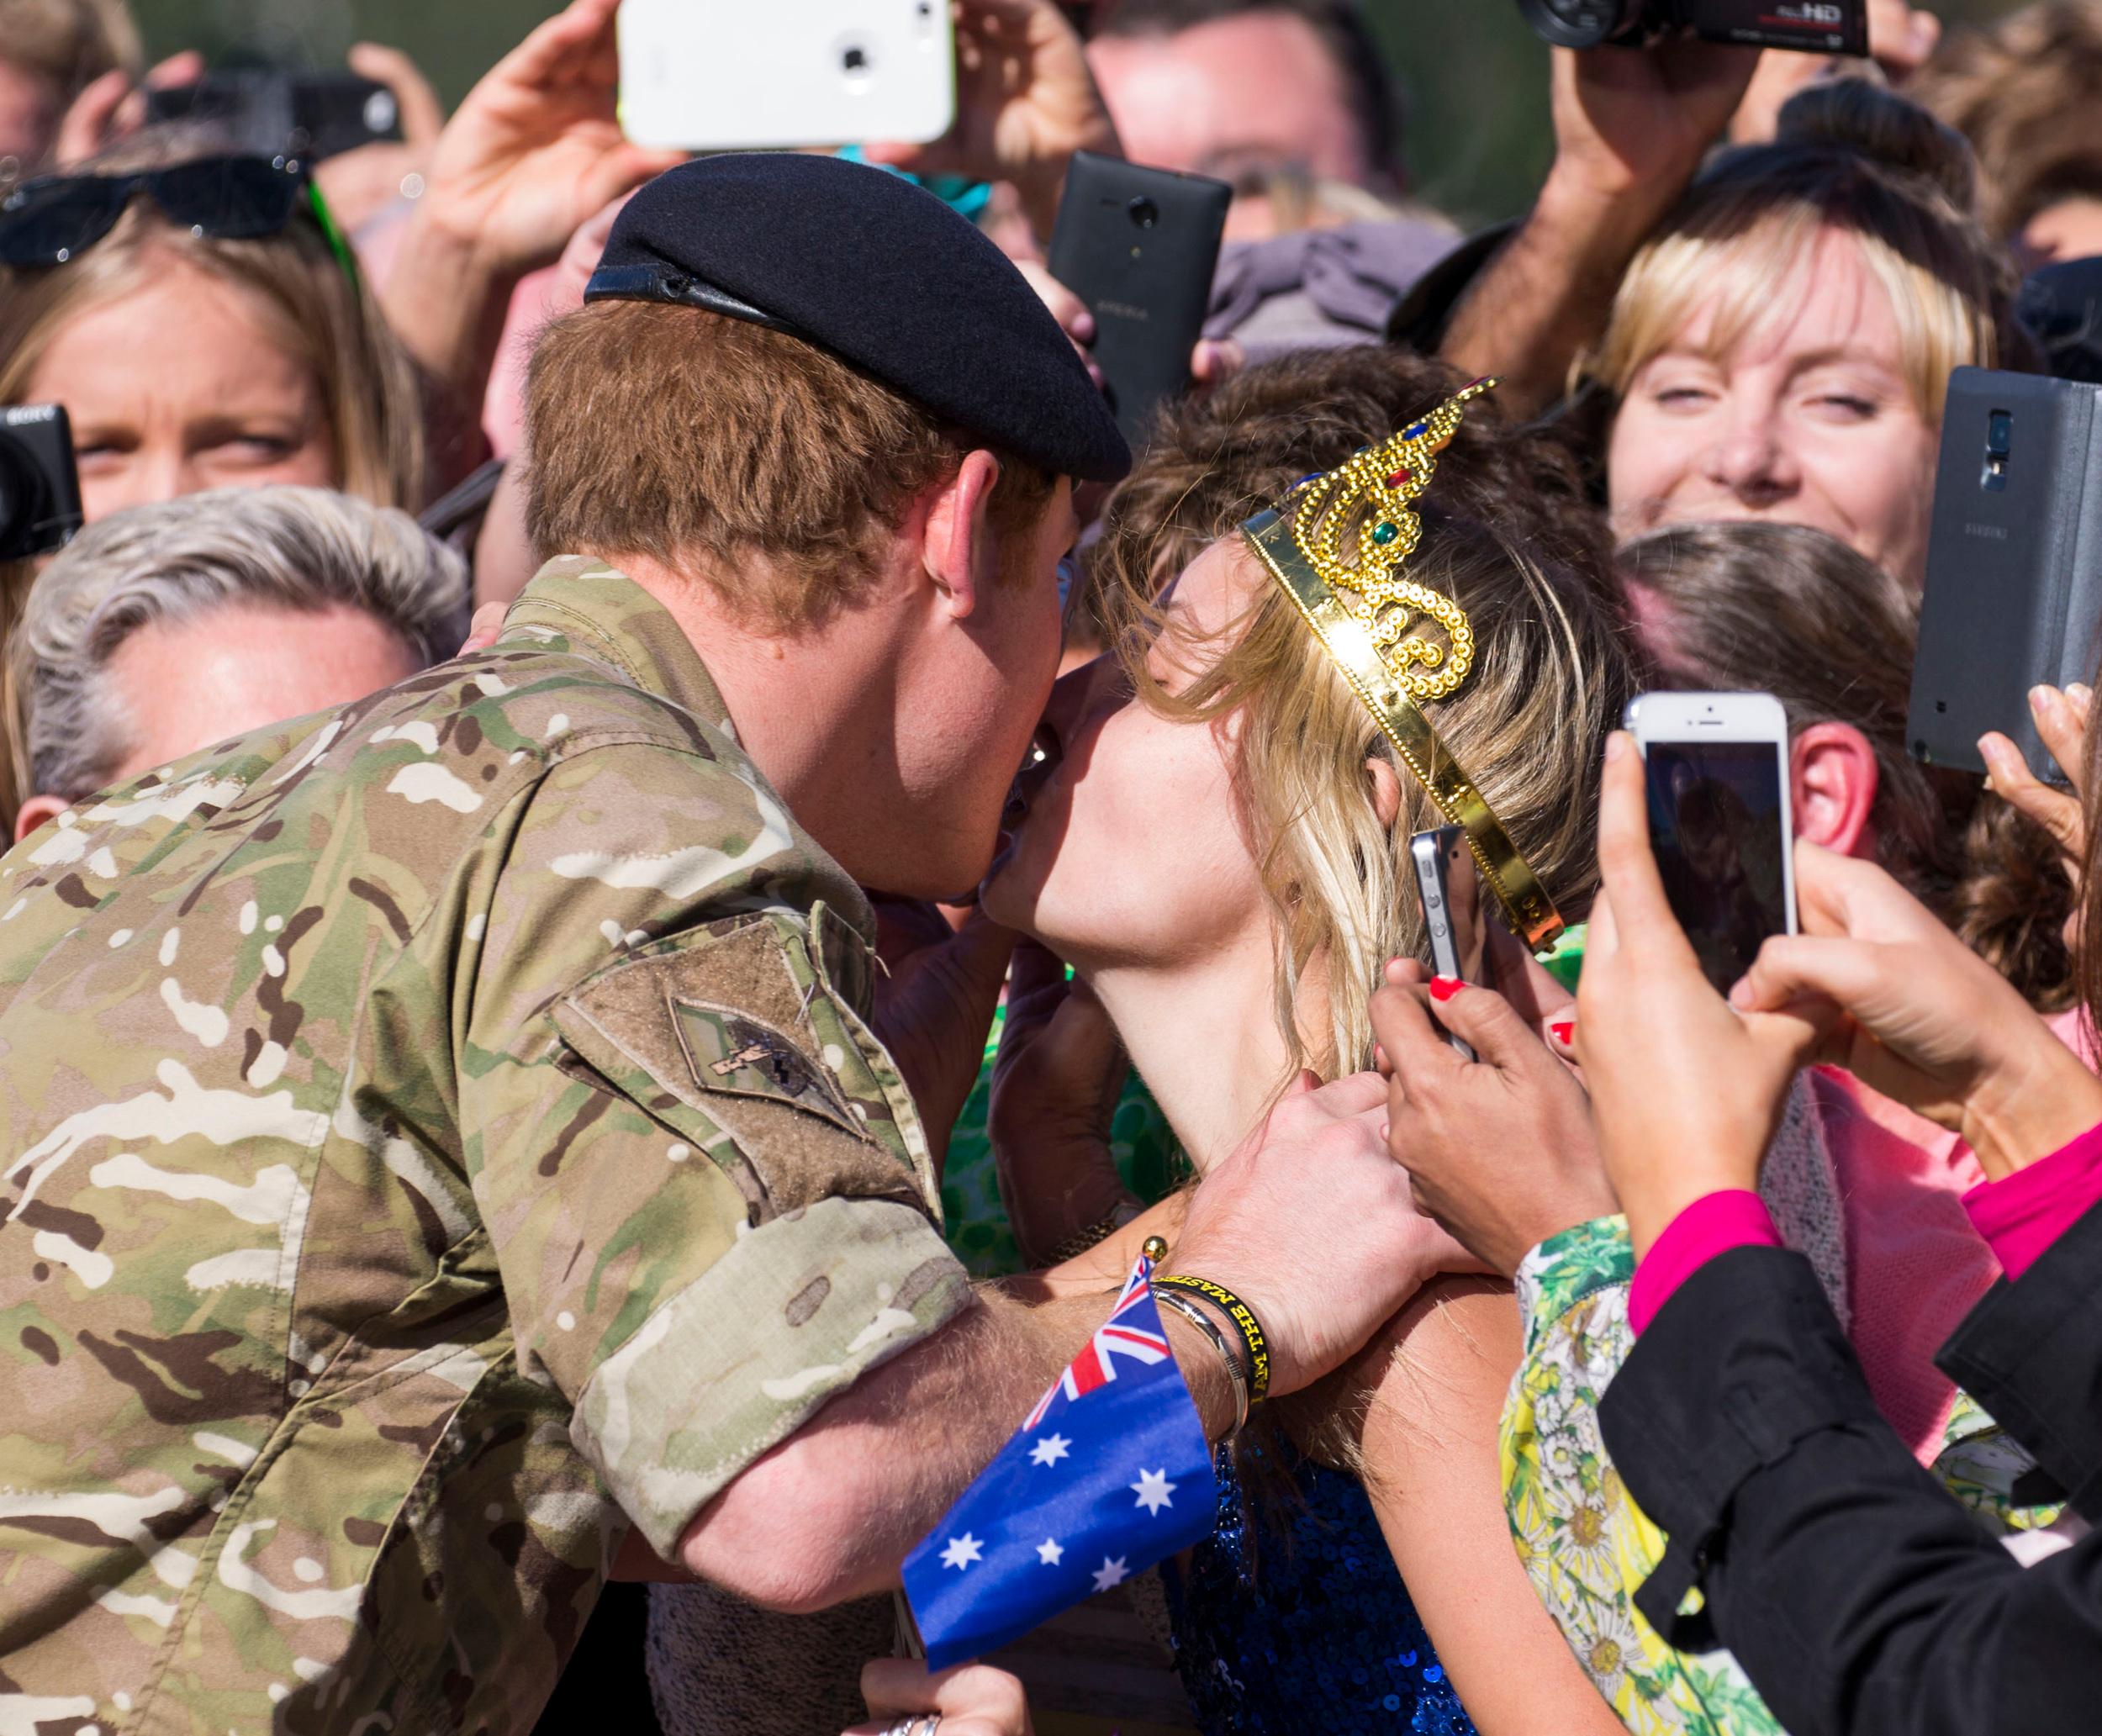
[903, 1254, 1218, 1669]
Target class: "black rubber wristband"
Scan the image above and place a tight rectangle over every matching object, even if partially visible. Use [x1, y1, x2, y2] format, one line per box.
[1154, 1274, 1271, 1403]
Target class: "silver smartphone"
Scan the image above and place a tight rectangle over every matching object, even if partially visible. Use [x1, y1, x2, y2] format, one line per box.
[1624, 691, 1798, 995]
[1408, 825, 1487, 1060]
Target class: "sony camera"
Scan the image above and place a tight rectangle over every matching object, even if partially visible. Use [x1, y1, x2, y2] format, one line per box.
[0, 404, 84, 562]
[1517, 0, 1867, 54]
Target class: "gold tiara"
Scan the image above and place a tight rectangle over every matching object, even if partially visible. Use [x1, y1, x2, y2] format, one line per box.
[1238, 377, 1565, 954]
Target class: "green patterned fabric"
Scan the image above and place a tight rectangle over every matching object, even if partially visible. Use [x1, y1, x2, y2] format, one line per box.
[1504, 1213, 2062, 1736]
[943, 1005, 1186, 1277]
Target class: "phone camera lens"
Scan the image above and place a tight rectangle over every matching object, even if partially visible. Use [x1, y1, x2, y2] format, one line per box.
[842, 45, 869, 72]
[1128, 197, 1159, 230]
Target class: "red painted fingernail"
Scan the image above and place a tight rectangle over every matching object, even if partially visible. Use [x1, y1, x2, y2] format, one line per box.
[1428, 976, 1463, 1002]
[1550, 1021, 1574, 1044]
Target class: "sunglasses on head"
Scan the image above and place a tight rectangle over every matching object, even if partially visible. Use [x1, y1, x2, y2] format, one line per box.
[0, 154, 356, 282]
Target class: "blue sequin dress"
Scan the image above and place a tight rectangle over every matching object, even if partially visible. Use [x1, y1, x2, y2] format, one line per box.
[1161, 1441, 1476, 1736]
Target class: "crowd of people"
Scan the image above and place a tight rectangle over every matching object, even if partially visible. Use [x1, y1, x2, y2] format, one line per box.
[2, 0, 2100, 1732]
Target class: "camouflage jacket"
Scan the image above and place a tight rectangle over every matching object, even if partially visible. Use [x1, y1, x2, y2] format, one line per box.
[0, 559, 972, 1733]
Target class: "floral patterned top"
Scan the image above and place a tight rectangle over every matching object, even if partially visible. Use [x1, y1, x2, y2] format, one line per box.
[1501, 1216, 2062, 1736]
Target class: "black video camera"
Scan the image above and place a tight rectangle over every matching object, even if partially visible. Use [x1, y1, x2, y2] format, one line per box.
[0, 405, 84, 562]
[145, 71, 404, 163]
[1518, 0, 1867, 54]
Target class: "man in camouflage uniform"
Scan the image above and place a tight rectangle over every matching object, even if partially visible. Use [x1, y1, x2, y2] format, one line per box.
[0, 155, 1450, 1730]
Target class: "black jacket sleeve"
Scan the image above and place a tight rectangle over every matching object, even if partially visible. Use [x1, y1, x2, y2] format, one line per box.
[1598, 1232, 2102, 1736]
[1936, 1195, 2102, 1522]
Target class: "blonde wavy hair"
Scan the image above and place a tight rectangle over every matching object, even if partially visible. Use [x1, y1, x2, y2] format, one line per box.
[1091, 348, 1632, 1084]
[1582, 80, 2031, 423]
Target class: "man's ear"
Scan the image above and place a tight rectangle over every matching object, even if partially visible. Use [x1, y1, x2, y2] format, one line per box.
[1790, 721, 1879, 858]
[1365, 755, 1404, 831]
[918, 450, 1003, 622]
[13, 794, 68, 847]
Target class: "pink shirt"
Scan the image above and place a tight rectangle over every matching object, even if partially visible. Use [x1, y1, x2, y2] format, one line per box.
[1629, 1190, 1782, 1335]
[1962, 1119, 2102, 1281]
[1632, 1118, 2102, 1332]
[1810, 1069, 1992, 1457]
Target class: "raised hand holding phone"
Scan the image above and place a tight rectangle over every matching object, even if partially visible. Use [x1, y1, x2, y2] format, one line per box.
[1730, 843, 2102, 1181]
[1576, 733, 1823, 1257]
[864, 0, 1122, 245]
[1409, 826, 1487, 1059]
[1371, 959, 1610, 1278]
[1045, 153, 1229, 450]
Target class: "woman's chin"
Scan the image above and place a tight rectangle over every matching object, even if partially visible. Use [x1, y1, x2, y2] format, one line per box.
[977, 847, 1038, 935]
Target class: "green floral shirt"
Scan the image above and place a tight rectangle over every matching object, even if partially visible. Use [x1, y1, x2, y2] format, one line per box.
[1503, 1216, 2061, 1736]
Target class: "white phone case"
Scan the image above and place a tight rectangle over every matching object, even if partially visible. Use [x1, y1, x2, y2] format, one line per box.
[618, 0, 956, 153]
[1624, 690, 1798, 941]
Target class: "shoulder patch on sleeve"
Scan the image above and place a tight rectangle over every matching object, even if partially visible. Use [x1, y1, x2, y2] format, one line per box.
[552, 915, 931, 1222]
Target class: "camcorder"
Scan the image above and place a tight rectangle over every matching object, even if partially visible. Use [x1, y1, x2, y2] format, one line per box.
[1518, 0, 1867, 54]
[0, 404, 84, 562]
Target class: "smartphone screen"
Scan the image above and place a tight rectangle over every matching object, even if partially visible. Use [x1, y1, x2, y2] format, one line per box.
[1643, 740, 1792, 994]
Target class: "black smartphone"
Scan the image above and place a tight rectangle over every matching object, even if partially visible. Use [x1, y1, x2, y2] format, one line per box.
[1625, 692, 1798, 996]
[1047, 152, 1230, 450]
[146, 71, 404, 162]
[1909, 367, 2102, 784]
[1408, 826, 1487, 1059]
[0, 404, 83, 562]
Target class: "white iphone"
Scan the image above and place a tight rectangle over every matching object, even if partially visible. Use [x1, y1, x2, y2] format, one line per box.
[617, 0, 957, 153]
[1624, 692, 1798, 995]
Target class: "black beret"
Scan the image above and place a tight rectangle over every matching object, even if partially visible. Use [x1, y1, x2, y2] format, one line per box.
[586, 153, 1130, 483]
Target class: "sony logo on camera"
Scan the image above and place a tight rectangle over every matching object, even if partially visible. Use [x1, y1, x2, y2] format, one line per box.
[1518, 0, 1867, 55]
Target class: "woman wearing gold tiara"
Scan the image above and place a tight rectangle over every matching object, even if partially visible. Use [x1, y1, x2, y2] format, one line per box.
[983, 346, 1634, 1735]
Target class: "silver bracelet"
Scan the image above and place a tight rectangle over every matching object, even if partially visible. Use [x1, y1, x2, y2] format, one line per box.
[1156, 1288, 1249, 1439]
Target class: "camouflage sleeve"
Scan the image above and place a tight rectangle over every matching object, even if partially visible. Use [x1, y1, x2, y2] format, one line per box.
[462, 744, 971, 1557]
